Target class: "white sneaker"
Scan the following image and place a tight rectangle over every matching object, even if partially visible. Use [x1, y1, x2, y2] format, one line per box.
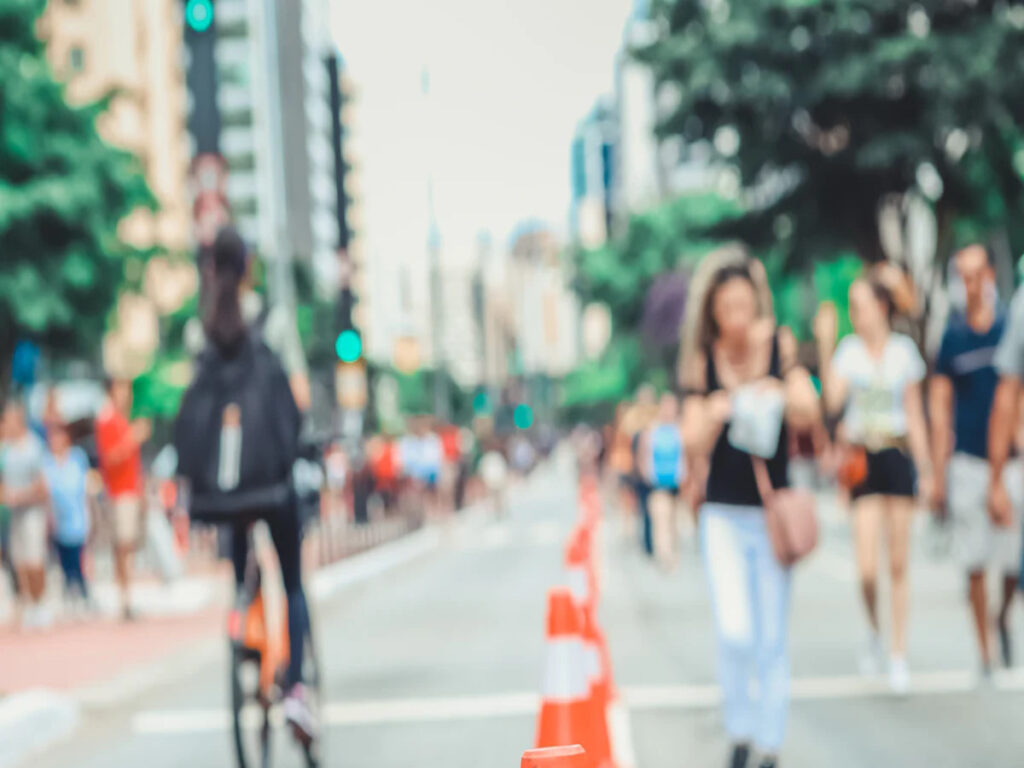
[889, 656, 910, 695]
[35, 605, 53, 630]
[20, 605, 38, 631]
[858, 633, 884, 677]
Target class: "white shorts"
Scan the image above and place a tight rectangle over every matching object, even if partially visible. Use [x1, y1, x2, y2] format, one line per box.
[112, 495, 143, 549]
[10, 507, 47, 569]
[948, 453, 1023, 574]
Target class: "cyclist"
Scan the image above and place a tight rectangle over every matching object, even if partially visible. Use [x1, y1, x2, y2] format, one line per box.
[185, 227, 318, 743]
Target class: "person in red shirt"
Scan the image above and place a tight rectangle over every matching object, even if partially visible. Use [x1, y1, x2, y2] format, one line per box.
[439, 424, 462, 514]
[94, 378, 150, 620]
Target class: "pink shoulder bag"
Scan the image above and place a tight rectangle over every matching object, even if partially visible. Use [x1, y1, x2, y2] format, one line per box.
[751, 457, 818, 567]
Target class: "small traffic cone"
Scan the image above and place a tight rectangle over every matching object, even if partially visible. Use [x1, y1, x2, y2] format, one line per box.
[535, 589, 597, 768]
[565, 527, 597, 610]
[578, 482, 600, 531]
[522, 745, 589, 768]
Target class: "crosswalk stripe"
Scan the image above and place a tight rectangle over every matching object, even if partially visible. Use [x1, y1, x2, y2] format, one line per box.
[130, 669, 1024, 735]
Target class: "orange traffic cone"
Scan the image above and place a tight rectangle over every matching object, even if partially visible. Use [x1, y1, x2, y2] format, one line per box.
[578, 482, 600, 530]
[522, 745, 589, 768]
[578, 606, 614, 768]
[565, 527, 597, 610]
[536, 589, 598, 767]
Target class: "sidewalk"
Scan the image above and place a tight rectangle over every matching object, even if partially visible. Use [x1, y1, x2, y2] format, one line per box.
[0, 506, 453, 768]
[0, 608, 221, 696]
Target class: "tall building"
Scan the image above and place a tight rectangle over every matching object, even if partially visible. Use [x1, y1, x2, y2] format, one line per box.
[506, 225, 581, 381]
[613, 1, 662, 220]
[41, 0, 191, 252]
[610, 0, 718, 229]
[187, 0, 339, 286]
[570, 99, 617, 249]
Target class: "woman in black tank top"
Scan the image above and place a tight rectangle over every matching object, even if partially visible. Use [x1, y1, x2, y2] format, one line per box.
[703, 332, 790, 506]
[679, 255, 821, 768]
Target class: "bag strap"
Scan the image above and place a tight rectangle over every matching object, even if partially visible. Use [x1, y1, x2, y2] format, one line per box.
[750, 456, 775, 505]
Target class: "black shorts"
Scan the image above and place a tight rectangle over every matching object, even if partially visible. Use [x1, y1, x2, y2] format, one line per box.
[851, 447, 915, 501]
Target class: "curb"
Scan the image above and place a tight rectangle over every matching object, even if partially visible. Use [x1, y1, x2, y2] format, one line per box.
[310, 524, 442, 602]
[0, 690, 80, 768]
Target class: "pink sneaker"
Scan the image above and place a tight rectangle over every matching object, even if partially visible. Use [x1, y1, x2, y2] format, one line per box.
[283, 683, 318, 745]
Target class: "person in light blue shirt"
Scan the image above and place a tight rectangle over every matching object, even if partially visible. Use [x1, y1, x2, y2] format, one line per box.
[42, 419, 91, 604]
[642, 392, 686, 571]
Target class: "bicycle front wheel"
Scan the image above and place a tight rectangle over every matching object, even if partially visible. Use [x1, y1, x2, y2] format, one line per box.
[230, 643, 271, 768]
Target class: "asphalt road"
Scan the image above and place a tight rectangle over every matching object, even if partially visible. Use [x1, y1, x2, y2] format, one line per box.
[30, 453, 1024, 767]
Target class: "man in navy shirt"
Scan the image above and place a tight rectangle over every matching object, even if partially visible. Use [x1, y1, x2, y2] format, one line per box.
[931, 244, 1020, 674]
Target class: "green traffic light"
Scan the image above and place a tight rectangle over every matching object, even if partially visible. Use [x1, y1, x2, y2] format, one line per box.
[336, 329, 362, 363]
[513, 403, 534, 430]
[185, 0, 214, 33]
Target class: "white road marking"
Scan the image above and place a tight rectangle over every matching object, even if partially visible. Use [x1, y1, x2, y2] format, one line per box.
[131, 669, 1023, 735]
[607, 697, 638, 768]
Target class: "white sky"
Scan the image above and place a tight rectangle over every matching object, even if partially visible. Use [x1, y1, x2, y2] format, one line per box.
[329, 0, 632, 267]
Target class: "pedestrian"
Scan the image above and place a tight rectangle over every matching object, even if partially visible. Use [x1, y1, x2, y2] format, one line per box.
[930, 245, 1019, 675]
[606, 403, 638, 536]
[988, 272, 1024, 594]
[479, 439, 509, 519]
[368, 435, 399, 516]
[42, 415, 92, 617]
[640, 392, 686, 571]
[818, 269, 932, 693]
[439, 423, 462, 514]
[400, 419, 443, 517]
[629, 386, 657, 557]
[680, 252, 820, 768]
[94, 378, 150, 620]
[1, 399, 51, 630]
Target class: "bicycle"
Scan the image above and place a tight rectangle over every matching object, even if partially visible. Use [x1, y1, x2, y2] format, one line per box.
[227, 522, 322, 768]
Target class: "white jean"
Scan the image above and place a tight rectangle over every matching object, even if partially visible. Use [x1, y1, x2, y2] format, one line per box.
[700, 503, 792, 753]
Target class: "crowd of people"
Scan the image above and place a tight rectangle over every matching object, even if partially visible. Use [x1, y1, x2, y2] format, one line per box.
[0, 230, 534, 643]
[0, 377, 151, 630]
[600, 244, 1024, 768]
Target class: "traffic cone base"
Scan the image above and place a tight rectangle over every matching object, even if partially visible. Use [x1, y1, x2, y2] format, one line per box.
[522, 745, 590, 768]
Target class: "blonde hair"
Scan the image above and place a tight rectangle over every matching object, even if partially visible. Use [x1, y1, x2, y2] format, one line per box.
[677, 244, 775, 388]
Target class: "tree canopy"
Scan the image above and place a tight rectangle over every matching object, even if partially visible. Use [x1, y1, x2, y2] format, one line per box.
[639, 0, 1024, 270]
[0, 0, 154, 387]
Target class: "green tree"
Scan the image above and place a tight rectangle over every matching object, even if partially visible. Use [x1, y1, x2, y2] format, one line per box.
[570, 192, 740, 394]
[640, 0, 1024, 271]
[0, 0, 154, 388]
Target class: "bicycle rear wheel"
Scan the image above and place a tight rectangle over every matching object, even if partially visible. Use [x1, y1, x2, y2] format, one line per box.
[231, 643, 271, 768]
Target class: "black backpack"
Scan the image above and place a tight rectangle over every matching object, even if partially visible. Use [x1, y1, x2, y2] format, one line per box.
[174, 333, 300, 521]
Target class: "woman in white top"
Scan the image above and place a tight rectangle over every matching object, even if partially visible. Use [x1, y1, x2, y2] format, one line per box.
[818, 273, 931, 694]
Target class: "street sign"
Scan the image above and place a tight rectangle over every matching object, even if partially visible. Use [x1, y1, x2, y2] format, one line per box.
[335, 360, 368, 411]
